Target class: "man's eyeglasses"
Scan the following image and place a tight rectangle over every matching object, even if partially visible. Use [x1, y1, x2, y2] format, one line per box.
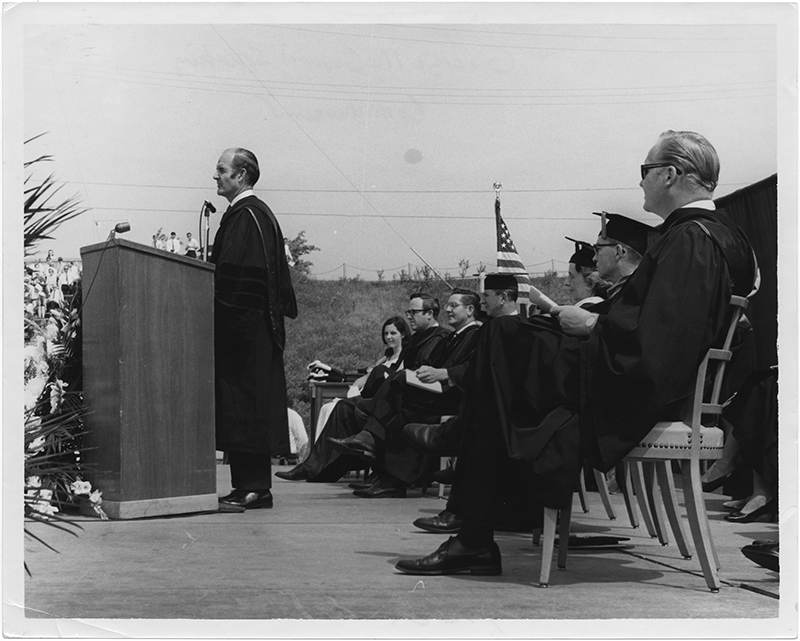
[404, 308, 425, 317]
[640, 163, 682, 180]
[593, 242, 617, 254]
[444, 302, 465, 311]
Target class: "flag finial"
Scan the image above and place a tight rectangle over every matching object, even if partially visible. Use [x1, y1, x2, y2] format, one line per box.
[493, 181, 502, 194]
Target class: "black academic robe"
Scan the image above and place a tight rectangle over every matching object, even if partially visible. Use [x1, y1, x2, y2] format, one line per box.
[363, 323, 483, 483]
[453, 206, 756, 512]
[300, 324, 451, 481]
[582, 207, 757, 470]
[212, 195, 298, 455]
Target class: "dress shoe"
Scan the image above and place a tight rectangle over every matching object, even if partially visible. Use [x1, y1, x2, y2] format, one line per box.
[348, 472, 377, 490]
[724, 499, 777, 523]
[432, 466, 455, 485]
[395, 536, 501, 576]
[722, 498, 748, 511]
[701, 473, 732, 493]
[275, 466, 311, 481]
[353, 477, 407, 498]
[327, 431, 377, 462]
[403, 418, 461, 456]
[413, 510, 463, 534]
[741, 541, 779, 572]
[219, 489, 274, 511]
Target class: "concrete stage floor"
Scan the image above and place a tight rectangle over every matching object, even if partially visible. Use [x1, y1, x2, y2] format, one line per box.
[19, 462, 789, 637]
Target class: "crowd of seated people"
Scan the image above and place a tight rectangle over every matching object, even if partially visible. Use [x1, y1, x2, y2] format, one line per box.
[274, 130, 767, 580]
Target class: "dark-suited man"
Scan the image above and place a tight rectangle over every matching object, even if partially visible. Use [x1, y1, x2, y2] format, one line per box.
[212, 147, 298, 511]
[396, 130, 757, 575]
[329, 289, 483, 497]
[275, 292, 451, 483]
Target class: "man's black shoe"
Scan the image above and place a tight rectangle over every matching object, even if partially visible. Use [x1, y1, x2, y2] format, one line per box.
[432, 466, 456, 485]
[219, 489, 273, 511]
[403, 418, 461, 456]
[349, 472, 377, 490]
[275, 466, 311, 481]
[328, 431, 377, 462]
[395, 536, 501, 576]
[353, 477, 407, 498]
[413, 510, 463, 534]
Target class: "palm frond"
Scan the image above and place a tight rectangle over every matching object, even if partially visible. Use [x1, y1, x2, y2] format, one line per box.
[24, 137, 88, 256]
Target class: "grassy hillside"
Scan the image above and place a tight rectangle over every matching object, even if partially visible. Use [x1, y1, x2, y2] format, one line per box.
[283, 272, 572, 428]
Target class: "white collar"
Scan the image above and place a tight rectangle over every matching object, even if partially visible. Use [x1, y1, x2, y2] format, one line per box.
[230, 189, 255, 207]
[452, 319, 479, 335]
[681, 199, 715, 211]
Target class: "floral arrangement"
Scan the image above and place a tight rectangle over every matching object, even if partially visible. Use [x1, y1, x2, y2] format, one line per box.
[24, 136, 100, 573]
[24, 275, 107, 526]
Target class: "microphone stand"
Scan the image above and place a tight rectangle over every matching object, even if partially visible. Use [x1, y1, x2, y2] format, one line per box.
[204, 205, 212, 262]
[198, 202, 212, 261]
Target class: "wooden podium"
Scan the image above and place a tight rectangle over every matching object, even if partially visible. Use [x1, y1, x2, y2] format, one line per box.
[80, 239, 218, 518]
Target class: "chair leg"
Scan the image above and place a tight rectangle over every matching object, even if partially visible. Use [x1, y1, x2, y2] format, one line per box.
[617, 462, 639, 529]
[594, 468, 617, 520]
[681, 459, 721, 591]
[642, 461, 670, 546]
[655, 461, 693, 559]
[438, 457, 452, 499]
[630, 461, 659, 538]
[557, 494, 573, 570]
[577, 469, 589, 513]
[539, 508, 558, 587]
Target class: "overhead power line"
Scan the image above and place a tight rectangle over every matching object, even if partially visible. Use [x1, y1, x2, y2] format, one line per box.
[60, 180, 753, 194]
[28, 63, 774, 107]
[271, 25, 774, 54]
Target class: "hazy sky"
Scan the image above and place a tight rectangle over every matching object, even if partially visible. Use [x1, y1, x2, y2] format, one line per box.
[14, 4, 788, 279]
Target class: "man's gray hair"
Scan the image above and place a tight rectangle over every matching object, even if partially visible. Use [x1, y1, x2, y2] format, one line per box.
[656, 130, 720, 193]
[231, 148, 260, 186]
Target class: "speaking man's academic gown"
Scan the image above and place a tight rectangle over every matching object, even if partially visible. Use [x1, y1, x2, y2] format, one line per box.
[212, 195, 297, 461]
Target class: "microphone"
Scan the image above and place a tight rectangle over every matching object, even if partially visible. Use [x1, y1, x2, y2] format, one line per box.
[107, 221, 131, 241]
[203, 200, 217, 214]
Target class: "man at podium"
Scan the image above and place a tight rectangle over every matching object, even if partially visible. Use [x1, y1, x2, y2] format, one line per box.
[211, 147, 298, 512]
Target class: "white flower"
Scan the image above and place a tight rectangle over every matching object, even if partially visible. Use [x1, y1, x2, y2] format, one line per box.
[88, 489, 102, 505]
[26, 476, 42, 489]
[70, 479, 92, 496]
[26, 436, 46, 454]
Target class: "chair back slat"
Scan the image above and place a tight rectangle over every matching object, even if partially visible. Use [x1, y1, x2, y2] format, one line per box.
[682, 296, 749, 455]
[707, 296, 748, 409]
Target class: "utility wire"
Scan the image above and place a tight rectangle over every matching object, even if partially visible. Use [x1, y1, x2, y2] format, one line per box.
[52, 180, 753, 194]
[271, 25, 773, 54]
[27, 54, 774, 95]
[28, 64, 774, 106]
[210, 25, 451, 288]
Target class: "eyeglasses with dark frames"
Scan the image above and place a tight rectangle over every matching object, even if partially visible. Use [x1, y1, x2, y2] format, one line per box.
[640, 163, 682, 180]
[404, 308, 425, 317]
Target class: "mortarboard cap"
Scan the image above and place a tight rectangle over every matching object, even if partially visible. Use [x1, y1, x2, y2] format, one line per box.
[565, 237, 596, 269]
[483, 273, 519, 291]
[593, 211, 654, 256]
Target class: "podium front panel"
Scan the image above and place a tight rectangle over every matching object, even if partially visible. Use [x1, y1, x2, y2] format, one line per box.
[81, 240, 217, 517]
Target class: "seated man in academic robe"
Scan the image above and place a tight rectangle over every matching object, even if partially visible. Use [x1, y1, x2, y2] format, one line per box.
[407, 218, 653, 535]
[328, 289, 483, 498]
[395, 129, 758, 576]
[275, 291, 451, 482]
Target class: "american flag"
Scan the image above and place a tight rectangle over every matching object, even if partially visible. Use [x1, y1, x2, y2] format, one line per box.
[495, 195, 531, 304]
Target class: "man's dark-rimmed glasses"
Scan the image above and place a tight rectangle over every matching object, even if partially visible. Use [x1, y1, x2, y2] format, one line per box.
[640, 163, 681, 180]
[405, 309, 425, 317]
